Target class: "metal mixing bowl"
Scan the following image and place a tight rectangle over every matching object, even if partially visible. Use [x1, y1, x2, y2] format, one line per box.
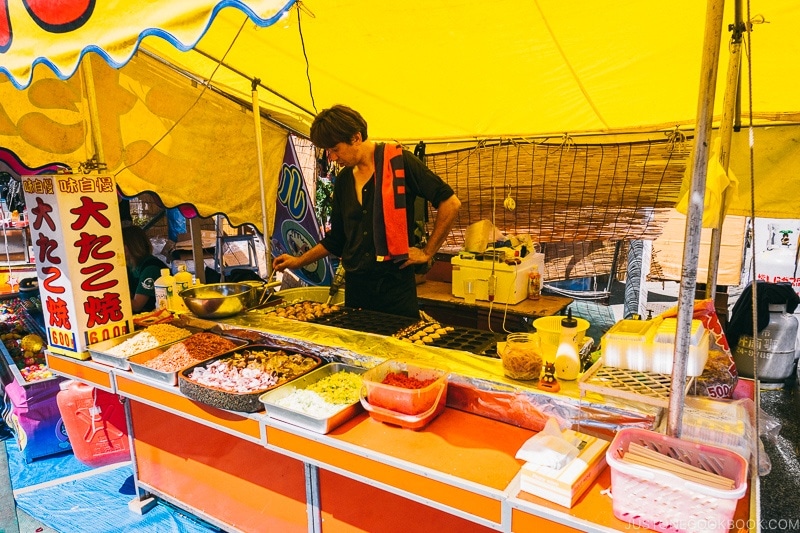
[179, 283, 253, 319]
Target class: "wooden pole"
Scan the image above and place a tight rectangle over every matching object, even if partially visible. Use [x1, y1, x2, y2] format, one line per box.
[251, 80, 272, 280]
[668, 0, 726, 438]
[80, 56, 106, 167]
[706, 0, 745, 300]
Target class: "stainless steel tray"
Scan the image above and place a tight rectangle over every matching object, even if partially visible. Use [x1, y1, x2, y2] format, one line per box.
[88, 328, 191, 370]
[128, 334, 247, 386]
[260, 363, 366, 434]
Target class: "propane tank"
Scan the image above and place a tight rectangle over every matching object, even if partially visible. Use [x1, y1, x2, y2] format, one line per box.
[733, 302, 799, 384]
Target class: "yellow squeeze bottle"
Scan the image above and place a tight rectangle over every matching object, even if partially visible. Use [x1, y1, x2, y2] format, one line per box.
[555, 309, 581, 380]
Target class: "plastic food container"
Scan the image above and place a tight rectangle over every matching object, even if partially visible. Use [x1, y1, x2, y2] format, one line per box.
[359, 382, 447, 430]
[650, 319, 709, 376]
[361, 359, 448, 416]
[601, 319, 658, 371]
[606, 428, 747, 533]
[499, 332, 543, 380]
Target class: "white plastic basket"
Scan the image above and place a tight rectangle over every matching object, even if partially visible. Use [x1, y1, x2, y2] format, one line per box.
[606, 428, 747, 533]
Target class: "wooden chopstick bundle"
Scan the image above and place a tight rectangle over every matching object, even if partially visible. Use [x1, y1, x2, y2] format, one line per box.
[620, 442, 735, 490]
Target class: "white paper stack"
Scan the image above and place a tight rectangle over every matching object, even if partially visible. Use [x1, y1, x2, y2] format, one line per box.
[519, 430, 610, 508]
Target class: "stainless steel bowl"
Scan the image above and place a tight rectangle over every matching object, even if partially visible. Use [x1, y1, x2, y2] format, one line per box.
[179, 283, 253, 319]
[239, 280, 267, 306]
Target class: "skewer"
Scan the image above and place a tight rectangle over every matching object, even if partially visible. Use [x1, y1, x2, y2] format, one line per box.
[621, 442, 735, 490]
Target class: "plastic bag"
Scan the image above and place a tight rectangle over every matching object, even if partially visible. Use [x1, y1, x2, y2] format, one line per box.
[515, 417, 580, 469]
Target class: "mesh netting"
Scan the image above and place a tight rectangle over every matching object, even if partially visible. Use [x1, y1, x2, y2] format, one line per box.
[423, 137, 692, 280]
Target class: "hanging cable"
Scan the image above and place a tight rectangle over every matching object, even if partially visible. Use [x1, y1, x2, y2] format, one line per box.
[743, 0, 763, 484]
[296, 1, 318, 114]
[114, 12, 251, 178]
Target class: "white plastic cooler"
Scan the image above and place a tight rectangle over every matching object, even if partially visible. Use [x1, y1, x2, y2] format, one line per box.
[451, 252, 544, 304]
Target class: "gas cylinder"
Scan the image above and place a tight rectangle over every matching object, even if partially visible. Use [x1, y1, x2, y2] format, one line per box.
[733, 303, 799, 383]
[56, 380, 131, 467]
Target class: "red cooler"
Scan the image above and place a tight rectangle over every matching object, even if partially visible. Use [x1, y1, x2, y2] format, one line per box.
[56, 380, 131, 467]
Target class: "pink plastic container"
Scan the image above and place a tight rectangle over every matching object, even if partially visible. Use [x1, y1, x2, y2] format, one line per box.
[359, 378, 447, 430]
[361, 359, 448, 416]
[606, 428, 747, 533]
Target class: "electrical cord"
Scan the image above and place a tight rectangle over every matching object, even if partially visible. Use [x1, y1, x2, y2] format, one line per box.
[295, 1, 317, 114]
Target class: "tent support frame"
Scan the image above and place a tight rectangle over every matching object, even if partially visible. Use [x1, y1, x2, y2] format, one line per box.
[668, 0, 726, 438]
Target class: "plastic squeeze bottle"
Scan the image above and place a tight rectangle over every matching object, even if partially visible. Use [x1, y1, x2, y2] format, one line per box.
[173, 265, 193, 312]
[554, 309, 581, 380]
[154, 268, 175, 311]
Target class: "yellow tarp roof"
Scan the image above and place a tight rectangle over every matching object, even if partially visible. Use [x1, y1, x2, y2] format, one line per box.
[1, 1, 799, 220]
[140, 1, 800, 142]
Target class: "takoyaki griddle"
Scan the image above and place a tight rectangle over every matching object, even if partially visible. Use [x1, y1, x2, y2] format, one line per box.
[430, 328, 505, 357]
[311, 307, 504, 356]
[311, 308, 419, 337]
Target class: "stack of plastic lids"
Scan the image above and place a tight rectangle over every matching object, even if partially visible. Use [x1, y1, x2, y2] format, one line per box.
[650, 318, 709, 376]
[601, 319, 658, 371]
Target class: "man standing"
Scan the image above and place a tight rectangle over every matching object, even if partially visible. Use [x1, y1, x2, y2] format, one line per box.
[273, 105, 460, 318]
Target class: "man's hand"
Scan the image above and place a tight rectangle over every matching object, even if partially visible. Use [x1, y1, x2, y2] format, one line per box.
[273, 253, 302, 272]
[400, 246, 432, 269]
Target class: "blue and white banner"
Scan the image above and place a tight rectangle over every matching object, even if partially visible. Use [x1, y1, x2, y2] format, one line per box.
[271, 137, 334, 286]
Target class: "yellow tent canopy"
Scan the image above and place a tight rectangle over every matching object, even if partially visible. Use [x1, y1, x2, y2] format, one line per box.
[0, 0, 798, 220]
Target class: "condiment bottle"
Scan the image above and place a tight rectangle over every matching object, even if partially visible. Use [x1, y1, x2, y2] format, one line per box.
[555, 309, 580, 380]
[154, 268, 175, 311]
[527, 265, 541, 300]
[173, 265, 193, 312]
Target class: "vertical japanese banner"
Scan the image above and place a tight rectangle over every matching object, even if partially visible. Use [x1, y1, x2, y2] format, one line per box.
[22, 174, 132, 359]
[271, 137, 334, 286]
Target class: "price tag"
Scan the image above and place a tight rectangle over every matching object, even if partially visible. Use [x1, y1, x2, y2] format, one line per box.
[84, 322, 131, 346]
[48, 327, 76, 351]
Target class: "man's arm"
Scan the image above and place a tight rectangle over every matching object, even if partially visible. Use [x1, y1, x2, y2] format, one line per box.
[404, 194, 461, 268]
[273, 243, 332, 272]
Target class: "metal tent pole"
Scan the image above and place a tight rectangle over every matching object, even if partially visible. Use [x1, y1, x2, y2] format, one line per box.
[668, 0, 726, 438]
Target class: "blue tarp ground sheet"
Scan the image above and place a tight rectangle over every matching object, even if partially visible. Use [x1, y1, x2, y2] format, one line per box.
[4, 436, 222, 533]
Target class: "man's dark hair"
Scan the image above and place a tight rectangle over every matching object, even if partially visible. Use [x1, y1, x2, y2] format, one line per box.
[310, 105, 368, 149]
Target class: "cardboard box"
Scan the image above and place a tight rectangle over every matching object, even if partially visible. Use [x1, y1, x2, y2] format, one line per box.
[451, 252, 544, 304]
[519, 430, 610, 508]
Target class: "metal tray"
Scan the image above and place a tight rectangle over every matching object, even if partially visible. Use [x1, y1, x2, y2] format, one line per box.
[179, 343, 323, 413]
[88, 327, 191, 370]
[128, 333, 247, 386]
[260, 363, 366, 434]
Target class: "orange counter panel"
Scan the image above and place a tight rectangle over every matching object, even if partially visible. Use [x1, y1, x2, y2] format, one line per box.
[116, 375, 261, 440]
[319, 469, 495, 533]
[268, 408, 533, 523]
[46, 352, 113, 390]
[132, 401, 307, 532]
